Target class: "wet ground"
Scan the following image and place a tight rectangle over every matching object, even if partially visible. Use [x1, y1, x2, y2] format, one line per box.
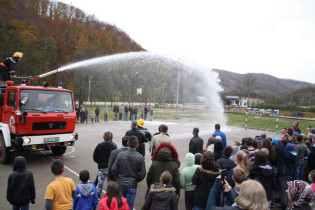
[0, 120, 281, 210]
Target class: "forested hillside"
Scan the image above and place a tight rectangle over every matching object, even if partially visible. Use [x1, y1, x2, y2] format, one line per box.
[0, 0, 144, 91]
[214, 69, 314, 106]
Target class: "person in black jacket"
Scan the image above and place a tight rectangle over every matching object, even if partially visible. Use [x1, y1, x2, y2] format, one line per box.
[192, 151, 220, 209]
[0, 52, 23, 82]
[125, 121, 146, 157]
[189, 127, 204, 154]
[137, 119, 152, 158]
[216, 146, 236, 173]
[275, 134, 297, 209]
[249, 151, 276, 204]
[93, 131, 117, 198]
[7, 156, 35, 209]
[307, 143, 315, 172]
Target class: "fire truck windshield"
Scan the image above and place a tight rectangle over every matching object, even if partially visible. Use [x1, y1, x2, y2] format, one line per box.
[20, 89, 73, 113]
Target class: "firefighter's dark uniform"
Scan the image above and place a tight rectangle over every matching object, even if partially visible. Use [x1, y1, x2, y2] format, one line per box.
[0, 57, 18, 82]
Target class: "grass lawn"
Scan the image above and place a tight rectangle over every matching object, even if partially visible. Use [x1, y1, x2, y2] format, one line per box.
[82, 106, 315, 132]
[226, 113, 314, 132]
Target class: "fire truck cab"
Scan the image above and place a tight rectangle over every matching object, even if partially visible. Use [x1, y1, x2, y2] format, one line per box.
[0, 81, 78, 164]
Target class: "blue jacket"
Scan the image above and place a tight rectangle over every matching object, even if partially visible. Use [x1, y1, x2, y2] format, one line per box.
[212, 130, 227, 148]
[275, 141, 297, 176]
[73, 182, 98, 210]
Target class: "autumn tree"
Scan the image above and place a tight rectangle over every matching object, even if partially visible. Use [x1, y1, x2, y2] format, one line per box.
[237, 73, 257, 107]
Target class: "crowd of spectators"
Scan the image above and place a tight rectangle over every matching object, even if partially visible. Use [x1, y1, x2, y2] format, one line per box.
[6, 121, 315, 210]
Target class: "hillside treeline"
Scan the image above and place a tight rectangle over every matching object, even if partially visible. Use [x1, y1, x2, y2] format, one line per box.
[0, 0, 144, 96]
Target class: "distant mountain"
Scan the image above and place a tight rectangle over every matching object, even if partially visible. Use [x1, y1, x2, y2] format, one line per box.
[213, 69, 313, 97]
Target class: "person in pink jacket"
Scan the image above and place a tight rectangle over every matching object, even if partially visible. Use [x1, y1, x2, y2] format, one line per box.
[99, 181, 129, 210]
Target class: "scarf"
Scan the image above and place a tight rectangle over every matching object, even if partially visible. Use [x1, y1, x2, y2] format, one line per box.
[287, 180, 315, 208]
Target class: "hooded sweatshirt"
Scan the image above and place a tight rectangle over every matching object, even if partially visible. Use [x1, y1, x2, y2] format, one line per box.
[141, 183, 178, 210]
[147, 143, 180, 194]
[249, 164, 276, 201]
[73, 182, 98, 210]
[180, 153, 199, 191]
[7, 156, 36, 206]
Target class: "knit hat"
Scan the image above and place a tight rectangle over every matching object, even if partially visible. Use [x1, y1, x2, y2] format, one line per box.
[261, 133, 267, 139]
[286, 143, 297, 155]
[272, 137, 280, 145]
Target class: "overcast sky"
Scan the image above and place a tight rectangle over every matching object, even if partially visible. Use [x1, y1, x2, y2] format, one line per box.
[60, 0, 315, 83]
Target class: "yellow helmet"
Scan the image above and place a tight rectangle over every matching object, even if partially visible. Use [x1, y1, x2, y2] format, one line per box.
[137, 119, 144, 127]
[13, 52, 23, 59]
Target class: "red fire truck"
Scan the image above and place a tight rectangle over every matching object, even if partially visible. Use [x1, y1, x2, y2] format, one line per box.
[0, 79, 78, 164]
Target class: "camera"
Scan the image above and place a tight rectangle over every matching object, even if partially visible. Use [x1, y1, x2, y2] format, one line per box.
[221, 169, 227, 182]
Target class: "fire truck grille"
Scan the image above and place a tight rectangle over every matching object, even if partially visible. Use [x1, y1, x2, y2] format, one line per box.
[32, 122, 67, 130]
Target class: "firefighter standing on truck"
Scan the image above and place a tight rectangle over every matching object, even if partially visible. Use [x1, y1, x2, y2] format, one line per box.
[0, 52, 23, 82]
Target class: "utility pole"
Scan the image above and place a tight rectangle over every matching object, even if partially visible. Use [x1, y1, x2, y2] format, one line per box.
[176, 67, 180, 119]
[88, 76, 93, 103]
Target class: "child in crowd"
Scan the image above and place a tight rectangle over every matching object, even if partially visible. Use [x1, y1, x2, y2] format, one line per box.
[226, 150, 249, 188]
[249, 151, 276, 205]
[99, 181, 129, 210]
[205, 137, 216, 153]
[44, 159, 76, 210]
[142, 171, 178, 210]
[180, 153, 199, 210]
[230, 167, 247, 198]
[244, 137, 259, 163]
[7, 156, 36, 210]
[192, 151, 220, 209]
[90, 109, 95, 123]
[309, 170, 315, 192]
[194, 153, 202, 165]
[216, 146, 236, 173]
[230, 141, 240, 162]
[73, 170, 98, 210]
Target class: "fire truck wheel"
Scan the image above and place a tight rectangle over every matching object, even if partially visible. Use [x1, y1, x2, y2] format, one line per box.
[0, 135, 11, 164]
[51, 146, 67, 156]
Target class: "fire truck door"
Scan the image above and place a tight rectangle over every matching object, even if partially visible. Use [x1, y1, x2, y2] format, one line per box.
[4, 91, 17, 133]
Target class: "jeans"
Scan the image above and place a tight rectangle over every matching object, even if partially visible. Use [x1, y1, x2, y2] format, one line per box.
[13, 205, 29, 210]
[95, 115, 99, 122]
[293, 162, 304, 180]
[149, 114, 153, 121]
[124, 112, 128, 121]
[120, 187, 137, 210]
[134, 113, 137, 120]
[97, 168, 108, 196]
[104, 114, 107, 121]
[119, 113, 123, 120]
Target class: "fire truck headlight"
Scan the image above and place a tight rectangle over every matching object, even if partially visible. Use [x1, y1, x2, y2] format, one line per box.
[70, 134, 75, 140]
[23, 138, 31, 144]
[15, 110, 21, 116]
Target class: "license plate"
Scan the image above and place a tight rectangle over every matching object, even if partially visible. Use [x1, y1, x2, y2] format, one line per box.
[44, 137, 59, 143]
